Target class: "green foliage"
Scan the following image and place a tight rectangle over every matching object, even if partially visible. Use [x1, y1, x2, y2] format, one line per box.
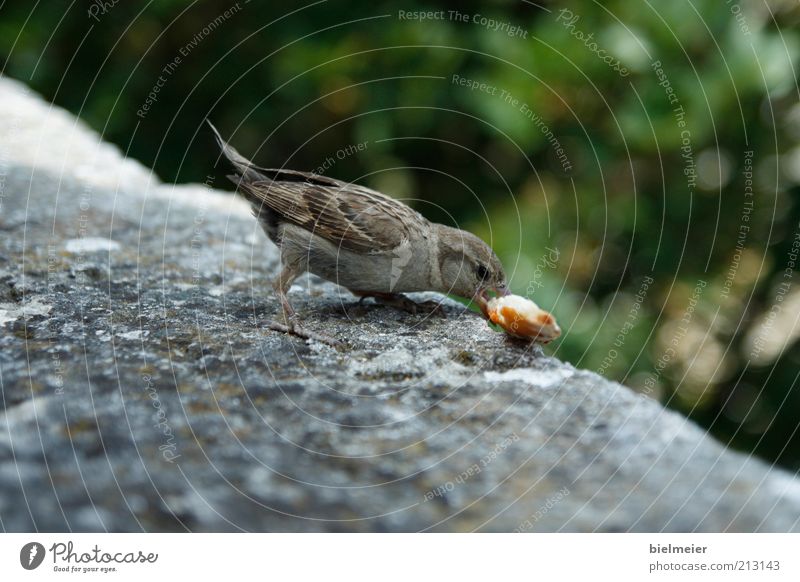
[3, 0, 800, 466]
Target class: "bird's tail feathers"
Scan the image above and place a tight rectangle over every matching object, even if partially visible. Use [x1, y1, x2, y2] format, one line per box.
[206, 120, 263, 183]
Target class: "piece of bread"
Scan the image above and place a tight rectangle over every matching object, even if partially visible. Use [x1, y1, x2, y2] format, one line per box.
[487, 295, 561, 343]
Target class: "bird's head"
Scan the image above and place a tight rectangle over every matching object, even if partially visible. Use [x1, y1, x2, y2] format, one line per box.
[435, 225, 508, 316]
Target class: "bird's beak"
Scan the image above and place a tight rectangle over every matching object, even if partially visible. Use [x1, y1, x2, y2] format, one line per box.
[473, 284, 510, 318]
[473, 288, 490, 317]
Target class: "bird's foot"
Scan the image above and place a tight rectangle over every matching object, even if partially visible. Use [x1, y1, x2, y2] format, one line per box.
[268, 318, 341, 347]
[356, 292, 444, 316]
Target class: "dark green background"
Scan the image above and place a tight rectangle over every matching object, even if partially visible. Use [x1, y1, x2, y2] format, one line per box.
[3, 0, 800, 468]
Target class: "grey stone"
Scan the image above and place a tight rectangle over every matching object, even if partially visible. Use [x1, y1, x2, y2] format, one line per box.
[1, 75, 799, 532]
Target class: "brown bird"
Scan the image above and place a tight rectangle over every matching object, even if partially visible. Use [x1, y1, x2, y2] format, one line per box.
[208, 121, 508, 343]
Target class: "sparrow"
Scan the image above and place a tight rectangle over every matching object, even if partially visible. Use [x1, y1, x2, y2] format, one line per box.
[208, 121, 508, 344]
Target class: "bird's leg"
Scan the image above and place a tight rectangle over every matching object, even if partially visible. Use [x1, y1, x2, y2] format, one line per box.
[268, 263, 340, 346]
[353, 291, 443, 316]
[272, 263, 299, 324]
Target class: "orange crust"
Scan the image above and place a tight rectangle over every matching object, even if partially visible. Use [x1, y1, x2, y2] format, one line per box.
[489, 305, 555, 340]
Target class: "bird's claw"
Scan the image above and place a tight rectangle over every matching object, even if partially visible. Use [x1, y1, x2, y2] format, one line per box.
[268, 318, 341, 347]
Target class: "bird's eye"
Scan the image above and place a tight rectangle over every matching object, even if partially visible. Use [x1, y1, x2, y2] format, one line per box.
[475, 264, 490, 281]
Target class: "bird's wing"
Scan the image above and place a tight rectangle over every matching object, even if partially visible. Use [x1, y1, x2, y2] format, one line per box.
[237, 175, 427, 253]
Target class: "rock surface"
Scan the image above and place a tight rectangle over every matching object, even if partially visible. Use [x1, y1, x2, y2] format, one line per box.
[1, 75, 799, 532]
